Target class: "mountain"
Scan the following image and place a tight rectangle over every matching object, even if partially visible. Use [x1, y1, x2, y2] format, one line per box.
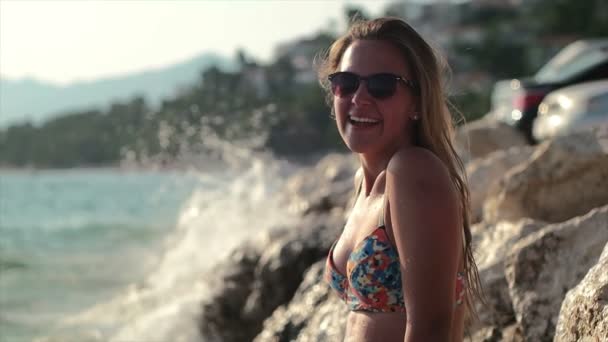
[0, 52, 236, 127]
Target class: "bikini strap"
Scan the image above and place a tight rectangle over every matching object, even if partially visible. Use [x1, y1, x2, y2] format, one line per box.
[355, 176, 363, 198]
[378, 192, 387, 228]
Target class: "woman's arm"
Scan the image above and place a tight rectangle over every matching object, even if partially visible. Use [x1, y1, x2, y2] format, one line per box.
[386, 147, 462, 342]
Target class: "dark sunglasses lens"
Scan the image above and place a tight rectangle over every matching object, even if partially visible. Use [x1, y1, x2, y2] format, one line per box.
[331, 73, 359, 97]
[368, 74, 397, 98]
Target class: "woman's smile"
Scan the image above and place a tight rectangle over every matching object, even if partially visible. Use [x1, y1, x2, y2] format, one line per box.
[348, 114, 382, 128]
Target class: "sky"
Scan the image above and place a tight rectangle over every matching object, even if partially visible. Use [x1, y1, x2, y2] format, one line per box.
[0, 0, 411, 85]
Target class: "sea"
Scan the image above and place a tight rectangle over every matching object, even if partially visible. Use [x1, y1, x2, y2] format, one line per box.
[0, 155, 301, 342]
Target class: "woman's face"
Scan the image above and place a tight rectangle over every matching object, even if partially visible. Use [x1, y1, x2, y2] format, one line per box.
[333, 39, 417, 159]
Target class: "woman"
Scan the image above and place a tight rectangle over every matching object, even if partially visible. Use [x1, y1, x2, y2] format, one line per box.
[319, 18, 482, 341]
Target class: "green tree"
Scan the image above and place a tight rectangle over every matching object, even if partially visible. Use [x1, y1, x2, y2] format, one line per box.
[530, 0, 608, 36]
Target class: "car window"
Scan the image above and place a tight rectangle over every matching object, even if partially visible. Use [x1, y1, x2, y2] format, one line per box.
[547, 101, 563, 114]
[586, 93, 608, 116]
[535, 43, 608, 83]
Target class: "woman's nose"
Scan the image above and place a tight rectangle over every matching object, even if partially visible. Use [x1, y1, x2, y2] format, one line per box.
[351, 81, 373, 106]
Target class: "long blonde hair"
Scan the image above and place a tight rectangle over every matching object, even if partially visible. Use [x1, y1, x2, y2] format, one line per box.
[317, 17, 483, 318]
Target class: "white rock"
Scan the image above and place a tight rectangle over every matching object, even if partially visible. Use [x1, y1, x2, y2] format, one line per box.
[483, 127, 608, 223]
[455, 116, 528, 163]
[504, 205, 608, 341]
[554, 242, 608, 342]
[467, 146, 535, 223]
[471, 219, 546, 330]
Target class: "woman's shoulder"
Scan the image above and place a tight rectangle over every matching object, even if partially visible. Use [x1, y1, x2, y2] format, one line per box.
[385, 147, 461, 233]
[387, 146, 450, 181]
[385, 146, 458, 209]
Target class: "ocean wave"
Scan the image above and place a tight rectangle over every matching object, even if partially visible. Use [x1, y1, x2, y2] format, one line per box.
[36, 152, 303, 342]
[0, 257, 27, 271]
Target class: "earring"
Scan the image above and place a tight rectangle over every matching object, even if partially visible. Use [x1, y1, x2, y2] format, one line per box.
[330, 108, 336, 120]
[411, 112, 420, 121]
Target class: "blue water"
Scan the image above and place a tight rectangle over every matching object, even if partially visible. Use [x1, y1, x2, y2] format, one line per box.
[0, 169, 213, 342]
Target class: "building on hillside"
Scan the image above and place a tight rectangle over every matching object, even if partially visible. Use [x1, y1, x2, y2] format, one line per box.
[274, 34, 334, 84]
[241, 65, 269, 98]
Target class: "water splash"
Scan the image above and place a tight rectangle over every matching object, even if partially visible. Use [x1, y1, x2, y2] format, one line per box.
[38, 152, 301, 342]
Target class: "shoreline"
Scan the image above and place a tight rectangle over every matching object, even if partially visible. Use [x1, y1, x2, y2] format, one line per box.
[0, 148, 350, 174]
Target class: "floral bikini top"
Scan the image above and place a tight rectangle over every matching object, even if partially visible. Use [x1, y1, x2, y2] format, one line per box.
[324, 199, 466, 313]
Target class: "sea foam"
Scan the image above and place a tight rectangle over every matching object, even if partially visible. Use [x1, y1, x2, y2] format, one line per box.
[37, 154, 302, 342]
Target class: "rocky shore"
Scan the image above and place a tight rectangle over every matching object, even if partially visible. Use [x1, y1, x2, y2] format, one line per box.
[199, 119, 608, 342]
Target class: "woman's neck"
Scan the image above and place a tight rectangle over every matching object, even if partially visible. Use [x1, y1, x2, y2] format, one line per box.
[358, 154, 390, 196]
[358, 137, 413, 195]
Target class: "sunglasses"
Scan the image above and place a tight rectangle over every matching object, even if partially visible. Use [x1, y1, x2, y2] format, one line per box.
[328, 72, 417, 99]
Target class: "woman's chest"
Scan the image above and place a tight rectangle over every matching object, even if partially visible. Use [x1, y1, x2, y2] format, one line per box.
[332, 196, 387, 275]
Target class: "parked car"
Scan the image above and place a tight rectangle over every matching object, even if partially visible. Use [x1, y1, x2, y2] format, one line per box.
[532, 80, 608, 141]
[490, 39, 608, 143]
